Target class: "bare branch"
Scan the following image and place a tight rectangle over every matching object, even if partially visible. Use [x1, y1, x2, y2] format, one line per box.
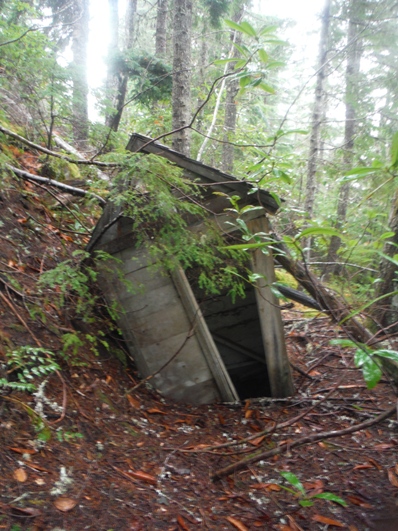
[0, 125, 118, 169]
[6, 164, 106, 206]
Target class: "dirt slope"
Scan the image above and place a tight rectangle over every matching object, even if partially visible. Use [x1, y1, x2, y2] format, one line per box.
[1, 147, 398, 531]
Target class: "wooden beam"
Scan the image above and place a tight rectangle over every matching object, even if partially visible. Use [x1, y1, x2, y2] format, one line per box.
[247, 216, 295, 398]
[171, 267, 239, 402]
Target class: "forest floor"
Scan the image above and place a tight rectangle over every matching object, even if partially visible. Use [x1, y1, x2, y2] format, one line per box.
[1, 157, 398, 531]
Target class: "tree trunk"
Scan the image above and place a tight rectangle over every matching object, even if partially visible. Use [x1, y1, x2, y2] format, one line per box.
[71, 0, 89, 143]
[105, 0, 119, 129]
[106, 0, 137, 132]
[221, 5, 245, 174]
[304, 0, 331, 257]
[156, 0, 168, 58]
[371, 190, 398, 329]
[324, 0, 362, 276]
[172, 0, 193, 156]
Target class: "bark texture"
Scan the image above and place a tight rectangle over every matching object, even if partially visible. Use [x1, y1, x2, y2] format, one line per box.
[324, 0, 362, 276]
[372, 191, 398, 329]
[71, 0, 89, 143]
[221, 5, 244, 173]
[172, 0, 193, 156]
[304, 0, 331, 231]
[156, 0, 168, 58]
[106, 0, 137, 132]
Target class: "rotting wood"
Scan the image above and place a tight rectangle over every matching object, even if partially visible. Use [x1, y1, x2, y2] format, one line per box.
[127, 133, 279, 214]
[248, 217, 294, 398]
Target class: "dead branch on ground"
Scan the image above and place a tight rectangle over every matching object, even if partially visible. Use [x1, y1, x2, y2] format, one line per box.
[212, 401, 397, 480]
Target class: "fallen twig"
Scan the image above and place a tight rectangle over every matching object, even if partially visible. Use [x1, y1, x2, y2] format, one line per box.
[212, 401, 397, 480]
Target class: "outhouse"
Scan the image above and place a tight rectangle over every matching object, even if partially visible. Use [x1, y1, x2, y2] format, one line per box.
[87, 134, 294, 404]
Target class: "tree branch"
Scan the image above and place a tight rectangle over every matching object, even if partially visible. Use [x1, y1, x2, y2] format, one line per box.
[0, 125, 118, 169]
[212, 402, 397, 480]
[6, 164, 106, 206]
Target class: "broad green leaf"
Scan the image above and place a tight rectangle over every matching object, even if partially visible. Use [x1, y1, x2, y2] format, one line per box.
[330, 338, 357, 349]
[224, 19, 245, 32]
[377, 252, 398, 267]
[258, 48, 269, 63]
[214, 58, 240, 66]
[235, 217, 249, 232]
[280, 471, 306, 496]
[223, 242, 270, 251]
[361, 357, 382, 389]
[232, 42, 250, 57]
[297, 227, 341, 239]
[234, 59, 248, 69]
[299, 499, 314, 507]
[240, 205, 264, 214]
[239, 75, 252, 88]
[258, 82, 276, 94]
[263, 39, 287, 46]
[271, 285, 287, 299]
[272, 168, 291, 184]
[342, 167, 379, 181]
[354, 348, 371, 368]
[258, 25, 278, 36]
[240, 21, 258, 38]
[266, 60, 286, 69]
[379, 231, 396, 240]
[390, 132, 398, 167]
[225, 19, 256, 38]
[373, 349, 398, 363]
[276, 129, 308, 138]
[313, 493, 347, 507]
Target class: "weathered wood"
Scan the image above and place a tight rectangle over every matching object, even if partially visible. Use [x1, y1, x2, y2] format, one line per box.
[87, 134, 295, 402]
[127, 134, 280, 214]
[171, 267, 239, 402]
[248, 217, 295, 398]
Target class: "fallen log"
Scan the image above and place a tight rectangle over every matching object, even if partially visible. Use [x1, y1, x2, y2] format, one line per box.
[275, 283, 322, 311]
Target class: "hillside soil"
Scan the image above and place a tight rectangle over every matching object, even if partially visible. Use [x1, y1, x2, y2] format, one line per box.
[1, 165, 398, 531]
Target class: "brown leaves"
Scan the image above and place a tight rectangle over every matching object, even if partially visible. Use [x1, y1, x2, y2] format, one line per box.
[388, 467, 398, 488]
[127, 394, 141, 409]
[113, 465, 157, 486]
[345, 495, 372, 508]
[312, 514, 345, 527]
[13, 467, 28, 482]
[225, 516, 249, 531]
[54, 497, 77, 512]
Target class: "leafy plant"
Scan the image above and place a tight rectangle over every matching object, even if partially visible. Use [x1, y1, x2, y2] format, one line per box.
[330, 338, 398, 389]
[279, 471, 347, 508]
[56, 427, 84, 443]
[0, 346, 60, 392]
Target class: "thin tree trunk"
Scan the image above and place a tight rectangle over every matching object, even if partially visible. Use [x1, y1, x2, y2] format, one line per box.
[372, 190, 398, 329]
[172, 0, 193, 156]
[105, 0, 119, 128]
[221, 5, 245, 173]
[156, 0, 168, 58]
[304, 0, 331, 257]
[106, 0, 137, 132]
[71, 0, 89, 143]
[324, 0, 362, 277]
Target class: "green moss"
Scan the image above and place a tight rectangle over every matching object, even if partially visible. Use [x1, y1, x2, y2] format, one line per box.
[275, 269, 298, 289]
